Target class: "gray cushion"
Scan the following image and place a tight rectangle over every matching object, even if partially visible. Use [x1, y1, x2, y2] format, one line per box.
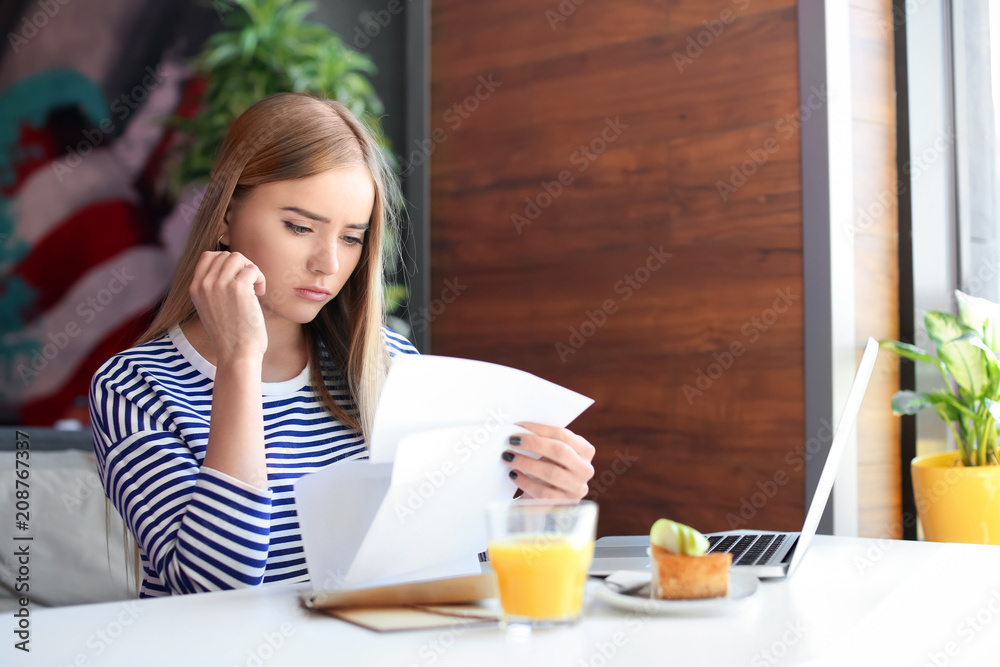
[0, 450, 135, 608]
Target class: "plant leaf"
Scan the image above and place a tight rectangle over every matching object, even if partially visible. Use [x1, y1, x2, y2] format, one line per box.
[164, 0, 389, 198]
[383, 284, 408, 314]
[924, 311, 964, 345]
[939, 335, 989, 399]
[956, 330, 1000, 397]
[891, 389, 975, 419]
[878, 340, 944, 371]
[931, 398, 961, 423]
[955, 330, 1000, 364]
[984, 398, 1000, 422]
[922, 312, 991, 398]
[891, 390, 940, 415]
[932, 389, 980, 420]
[956, 289, 1000, 351]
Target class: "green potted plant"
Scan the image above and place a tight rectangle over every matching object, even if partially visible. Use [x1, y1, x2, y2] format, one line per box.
[880, 290, 1000, 544]
[164, 0, 409, 334]
[165, 0, 390, 194]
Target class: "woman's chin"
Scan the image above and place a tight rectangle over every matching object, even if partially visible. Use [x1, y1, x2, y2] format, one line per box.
[263, 301, 326, 326]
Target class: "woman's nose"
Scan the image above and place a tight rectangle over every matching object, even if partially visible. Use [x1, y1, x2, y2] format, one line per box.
[308, 242, 340, 275]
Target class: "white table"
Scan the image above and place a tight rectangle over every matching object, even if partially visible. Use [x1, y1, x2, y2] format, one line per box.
[8, 535, 1000, 666]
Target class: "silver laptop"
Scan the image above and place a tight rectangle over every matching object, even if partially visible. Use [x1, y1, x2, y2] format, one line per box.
[590, 337, 879, 579]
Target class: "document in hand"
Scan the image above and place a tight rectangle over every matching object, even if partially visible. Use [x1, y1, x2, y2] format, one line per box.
[293, 354, 594, 590]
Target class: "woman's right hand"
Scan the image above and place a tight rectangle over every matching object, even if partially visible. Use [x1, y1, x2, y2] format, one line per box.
[189, 250, 268, 363]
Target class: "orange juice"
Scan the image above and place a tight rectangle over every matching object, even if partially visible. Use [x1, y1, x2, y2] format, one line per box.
[487, 535, 595, 620]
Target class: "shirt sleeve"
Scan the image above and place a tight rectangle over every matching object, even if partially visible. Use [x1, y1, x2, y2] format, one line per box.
[383, 326, 420, 358]
[89, 358, 274, 595]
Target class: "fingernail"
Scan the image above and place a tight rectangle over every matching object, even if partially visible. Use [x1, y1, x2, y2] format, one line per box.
[509, 436, 521, 446]
[509, 470, 518, 480]
[502, 451, 515, 462]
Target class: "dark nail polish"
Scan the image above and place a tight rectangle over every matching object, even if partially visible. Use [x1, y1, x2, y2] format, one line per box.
[502, 451, 515, 462]
[509, 470, 518, 480]
[509, 436, 521, 446]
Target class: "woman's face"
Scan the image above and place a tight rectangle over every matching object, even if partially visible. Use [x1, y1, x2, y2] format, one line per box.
[221, 166, 376, 325]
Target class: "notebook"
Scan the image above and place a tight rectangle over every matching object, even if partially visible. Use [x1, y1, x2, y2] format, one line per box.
[589, 337, 879, 579]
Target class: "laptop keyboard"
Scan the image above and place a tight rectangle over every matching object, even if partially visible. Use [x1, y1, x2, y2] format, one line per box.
[707, 534, 787, 566]
[707, 535, 738, 552]
[757, 535, 787, 564]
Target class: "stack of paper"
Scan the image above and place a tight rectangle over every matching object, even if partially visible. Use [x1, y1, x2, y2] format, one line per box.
[293, 354, 594, 590]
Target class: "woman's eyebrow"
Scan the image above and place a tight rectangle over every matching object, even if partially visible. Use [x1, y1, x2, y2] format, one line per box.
[280, 206, 329, 223]
[280, 206, 369, 229]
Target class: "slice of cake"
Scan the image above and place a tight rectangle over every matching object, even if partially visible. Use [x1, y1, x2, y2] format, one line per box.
[650, 519, 731, 600]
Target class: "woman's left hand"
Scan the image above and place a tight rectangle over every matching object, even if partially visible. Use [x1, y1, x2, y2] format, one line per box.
[502, 422, 596, 501]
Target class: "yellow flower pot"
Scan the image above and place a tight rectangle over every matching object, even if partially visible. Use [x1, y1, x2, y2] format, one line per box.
[911, 451, 1000, 544]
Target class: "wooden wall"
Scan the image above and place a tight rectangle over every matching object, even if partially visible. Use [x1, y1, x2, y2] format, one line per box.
[429, 0, 806, 536]
[851, 0, 902, 539]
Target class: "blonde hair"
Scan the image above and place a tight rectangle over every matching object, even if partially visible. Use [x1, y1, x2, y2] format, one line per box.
[113, 92, 402, 595]
[139, 92, 400, 433]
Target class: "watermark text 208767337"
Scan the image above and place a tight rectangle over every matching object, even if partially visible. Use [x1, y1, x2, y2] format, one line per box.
[12, 430, 32, 653]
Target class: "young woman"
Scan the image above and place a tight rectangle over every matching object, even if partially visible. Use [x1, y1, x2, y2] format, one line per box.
[89, 93, 596, 598]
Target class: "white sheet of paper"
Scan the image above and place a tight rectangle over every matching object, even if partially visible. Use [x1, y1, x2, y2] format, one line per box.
[294, 354, 595, 590]
[370, 354, 595, 463]
[342, 424, 522, 587]
[294, 461, 393, 590]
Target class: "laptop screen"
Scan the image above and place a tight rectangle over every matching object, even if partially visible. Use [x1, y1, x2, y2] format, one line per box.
[786, 337, 879, 576]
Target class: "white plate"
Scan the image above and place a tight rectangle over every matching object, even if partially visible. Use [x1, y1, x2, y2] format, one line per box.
[593, 571, 759, 614]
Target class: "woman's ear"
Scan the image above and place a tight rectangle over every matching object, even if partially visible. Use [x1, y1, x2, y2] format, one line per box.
[220, 206, 234, 246]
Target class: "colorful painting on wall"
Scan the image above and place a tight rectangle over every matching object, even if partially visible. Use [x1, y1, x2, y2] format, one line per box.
[0, 0, 217, 426]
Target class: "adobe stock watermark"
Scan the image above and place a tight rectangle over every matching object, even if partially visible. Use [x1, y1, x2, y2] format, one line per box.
[555, 244, 672, 363]
[350, 0, 413, 48]
[586, 448, 639, 502]
[393, 408, 511, 523]
[7, 0, 73, 54]
[172, 124, 283, 227]
[60, 601, 143, 665]
[52, 64, 168, 182]
[315, 566, 349, 591]
[683, 287, 799, 404]
[407, 617, 485, 667]
[878, 0, 931, 36]
[846, 129, 953, 243]
[578, 629, 631, 667]
[399, 74, 502, 177]
[959, 257, 1000, 306]
[545, 0, 587, 31]
[750, 620, 808, 667]
[235, 623, 296, 667]
[725, 417, 834, 529]
[411, 278, 468, 335]
[920, 589, 1000, 667]
[856, 463, 969, 575]
[60, 469, 104, 513]
[16, 266, 136, 386]
[578, 602, 663, 667]
[672, 0, 752, 73]
[716, 85, 830, 202]
[509, 506, 592, 568]
[512, 116, 628, 234]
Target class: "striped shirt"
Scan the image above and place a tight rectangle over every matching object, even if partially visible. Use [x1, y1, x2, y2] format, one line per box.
[88, 323, 418, 598]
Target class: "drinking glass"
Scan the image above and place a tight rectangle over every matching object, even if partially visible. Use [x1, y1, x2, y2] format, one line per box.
[485, 499, 598, 631]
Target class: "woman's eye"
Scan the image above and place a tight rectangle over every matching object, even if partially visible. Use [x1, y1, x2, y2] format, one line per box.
[342, 236, 364, 246]
[284, 222, 311, 235]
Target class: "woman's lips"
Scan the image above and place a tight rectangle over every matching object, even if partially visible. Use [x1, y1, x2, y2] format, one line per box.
[294, 288, 329, 302]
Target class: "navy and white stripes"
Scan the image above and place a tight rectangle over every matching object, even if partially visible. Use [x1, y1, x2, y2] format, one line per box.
[89, 324, 418, 597]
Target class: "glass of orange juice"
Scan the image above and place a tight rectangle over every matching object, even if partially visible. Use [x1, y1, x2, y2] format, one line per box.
[486, 500, 598, 630]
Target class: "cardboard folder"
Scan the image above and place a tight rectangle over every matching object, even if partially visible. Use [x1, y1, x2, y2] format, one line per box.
[299, 573, 502, 632]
